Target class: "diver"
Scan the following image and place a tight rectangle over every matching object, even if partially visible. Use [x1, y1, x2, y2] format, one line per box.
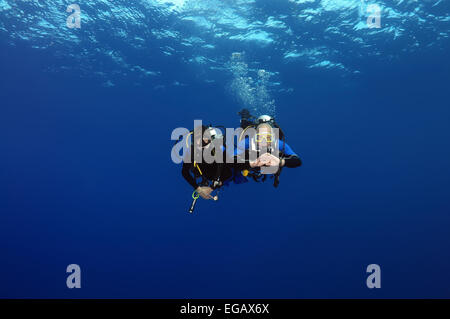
[181, 125, 233, 200]
[235, 111, 302, 187]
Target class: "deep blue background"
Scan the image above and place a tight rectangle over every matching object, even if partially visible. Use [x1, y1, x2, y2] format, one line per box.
[1, 36, 449, 298]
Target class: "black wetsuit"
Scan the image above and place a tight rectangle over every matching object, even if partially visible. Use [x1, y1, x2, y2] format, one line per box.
[182, 161, 233, 189]
[181, 146, 233, 190]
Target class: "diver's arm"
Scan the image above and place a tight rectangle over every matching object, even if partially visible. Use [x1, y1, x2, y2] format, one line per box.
[281, 155, 302, 168]
[279, 141, 302, 168]
[211, 162, 225, 188]
[213, 147, 229, 182]
[213, 163, 223, 180]
[182, 163, 198, 189]
[182, 163, 213, 199]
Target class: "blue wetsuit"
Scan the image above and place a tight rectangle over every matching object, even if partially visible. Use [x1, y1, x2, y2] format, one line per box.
[234, 137, 302, 168]
[230, 137, 302, 187]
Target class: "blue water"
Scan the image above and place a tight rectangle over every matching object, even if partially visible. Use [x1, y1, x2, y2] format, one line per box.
[1, 0, 450, 298]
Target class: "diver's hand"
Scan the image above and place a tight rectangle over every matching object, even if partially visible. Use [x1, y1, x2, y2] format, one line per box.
[196, 186, 214, 200]
[252, 153, 280, 167]
[250, 153, 270, 168]
[249, 160, 259, 168]
[260, 153, 280, 167]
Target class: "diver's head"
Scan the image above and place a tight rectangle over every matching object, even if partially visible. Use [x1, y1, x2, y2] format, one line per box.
[255, 123, 274, 149]
[204, 127, 222, 143]
[194, 126, 223, 149]
[257, 115, 274, 125]
[192, 125, 210, 149]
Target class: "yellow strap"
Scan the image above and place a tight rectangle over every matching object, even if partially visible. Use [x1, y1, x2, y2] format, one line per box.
[194, 161, 203, 176]
[186, 132, 193, 148]
[185, 132, 203, 176]
[239, 125, 254, 142]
